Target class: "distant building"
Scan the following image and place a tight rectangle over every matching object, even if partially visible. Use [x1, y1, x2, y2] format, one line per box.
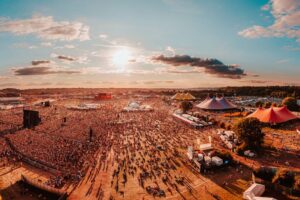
[94, 93, 112, 100]
[0, 97, 24, 105]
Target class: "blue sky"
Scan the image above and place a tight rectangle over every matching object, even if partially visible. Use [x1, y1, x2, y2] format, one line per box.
[0, 0, 299, 88]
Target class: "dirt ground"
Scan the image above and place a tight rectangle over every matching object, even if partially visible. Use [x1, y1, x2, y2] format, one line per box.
[1, 94, 299, 200]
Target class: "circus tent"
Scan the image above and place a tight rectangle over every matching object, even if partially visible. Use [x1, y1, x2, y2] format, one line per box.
[218, 97, 238, 109]
[196, 96, 237, 110]
[246, 106, 298, 124]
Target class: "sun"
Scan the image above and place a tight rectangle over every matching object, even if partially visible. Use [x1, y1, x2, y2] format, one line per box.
[112, 48, 131, 69]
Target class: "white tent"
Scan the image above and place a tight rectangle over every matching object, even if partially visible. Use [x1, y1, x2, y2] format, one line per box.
[123, 101, 153, 112]
[243, 183, 276, 200]
[243, 183, 267, 200]
[196, 96, 237, 110]
[212, 156, 223, 166]
[128, 102, 140, 108]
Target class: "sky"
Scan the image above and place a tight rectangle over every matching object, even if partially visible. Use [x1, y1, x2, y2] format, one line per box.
[0, 0, 299, 89]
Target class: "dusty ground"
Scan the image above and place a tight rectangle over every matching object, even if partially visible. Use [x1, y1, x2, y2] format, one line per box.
[0, 93, 299, 200]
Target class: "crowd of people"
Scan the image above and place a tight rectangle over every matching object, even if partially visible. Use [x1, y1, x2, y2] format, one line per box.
[1, 93, 299, 200]
[0, 97, 256, 199]
[0, 97, 212, 198]
[66, 98, 213, 199]
[0, 109, 23, 132]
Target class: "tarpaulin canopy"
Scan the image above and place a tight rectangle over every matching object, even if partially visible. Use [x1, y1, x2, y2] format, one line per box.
[196, 97, 237, 110]
[247, 106, 298, 123]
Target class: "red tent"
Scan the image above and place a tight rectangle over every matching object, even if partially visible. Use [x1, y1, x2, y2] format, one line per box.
[95, 93, 112, 100]
[247, 106, 298, 123]
[196, 97, 237, 110]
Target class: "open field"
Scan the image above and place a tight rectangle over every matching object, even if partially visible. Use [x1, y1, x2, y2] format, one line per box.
[0, 89, 299, 200]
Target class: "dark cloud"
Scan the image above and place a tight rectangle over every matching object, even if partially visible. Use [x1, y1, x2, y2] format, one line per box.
[31, 60, 50, 65]
[14, 66, 80, 76]
[57, 55, 76, 61]
[51, 53, 88, 64]
[152, 55, 246, 79]
[166, 69, 197, 74]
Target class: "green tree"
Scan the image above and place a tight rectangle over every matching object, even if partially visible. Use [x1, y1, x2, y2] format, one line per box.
[255, 101, 263, 108]
[282, 97, 299, 111]
[234, 118, 265, 151]
[180, 101, 193, 113]
[264, 102, 272, 108]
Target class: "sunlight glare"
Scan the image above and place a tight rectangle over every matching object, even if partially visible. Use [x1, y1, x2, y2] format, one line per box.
[112, 48, 131, 70]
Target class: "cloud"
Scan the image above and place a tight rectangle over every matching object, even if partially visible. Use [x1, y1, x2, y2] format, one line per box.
[0, 82, 20, 87]
[57, 55, 76, 61]
[166, 46, 176, 55]
[240, 80, 269, 84]
[53, 44, 76, 49]
[238, 77, 300, 86]
[127, 80, 175, 85]
[28, 45, 38, 49]
[276, 59, 290, 64]
[13, 60, 80, 76]
[239, 0, 300, 42]
[239, 79, 291, 85]
[0, 15, 90, 41]
[143, 80, 174, 85]
[283, 45, 300, 51]
[99, 34, 108, 39]
[152, 54, 246, 79]
[41, 42, 52, 47]
[261, 3, 271, 11]
[13, 43, 38, 49]
[51, 53, 89, 64]
[102, 81, 114, 84]
[163, 67, 199, 74]
[14, 66, 80, 75]
[64, 44, 75, 49]
[31, 60, 50, 65]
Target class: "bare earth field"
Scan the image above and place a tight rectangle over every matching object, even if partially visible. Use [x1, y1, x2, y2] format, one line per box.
[0, 91, 299, 200]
